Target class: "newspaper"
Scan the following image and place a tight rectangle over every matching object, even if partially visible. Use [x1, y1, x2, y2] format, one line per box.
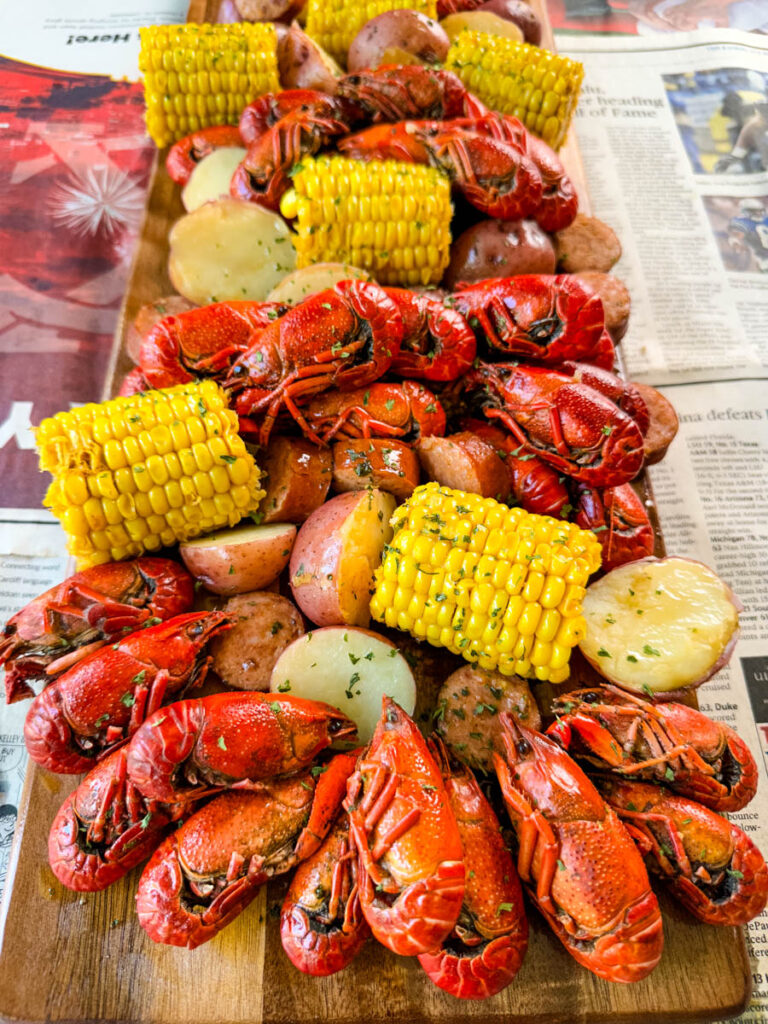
[1, 8, 768, 1022]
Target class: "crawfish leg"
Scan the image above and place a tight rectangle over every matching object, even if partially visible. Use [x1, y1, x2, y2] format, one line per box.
[496, 763, 559, 916]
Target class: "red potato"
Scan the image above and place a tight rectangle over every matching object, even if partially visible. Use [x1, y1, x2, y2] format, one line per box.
[211, 592, 304, 690]
[416, 433, 511, 502]
[444, 219, 556, 289]
[478, 0, 542, 44]
[440, 9, 524, 41]
[633, 383, 679, 465]
[260, 436, 332, 524]
[347, 10, 451, 72]
[332, 439, 420, 501]
[289, 489, 396, 628]
[180, 522, 296, 596]
[235, 0, 306, 21]
[124, 296, 195, 364]
[278, 22, 341, 92]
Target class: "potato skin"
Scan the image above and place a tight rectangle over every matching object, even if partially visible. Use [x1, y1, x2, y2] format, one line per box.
[633, 383, 679, 465]
[435, 666, 541, 770]
[235, 0, 306, 21]
[347, 10, 450, 72]
[417, 432, 511, 502]
[179, 524, 297, 596]
[574, 271, 631, 341]
[479, 0, 542, 44]
[555, 214, 622, 273]
[332, 439, 419, 500]
[279, 22, 340, 92]
[444, 219, 556, 289]
[260, 437, 332, 524]
[210, 592, 304, 691]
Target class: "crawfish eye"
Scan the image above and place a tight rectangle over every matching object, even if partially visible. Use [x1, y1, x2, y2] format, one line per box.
[583, 691, 600, 703]
[516, 738, 531, 756]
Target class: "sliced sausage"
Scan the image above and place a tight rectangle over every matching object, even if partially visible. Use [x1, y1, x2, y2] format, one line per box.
[417, 432, 511, 502]
[435, 665, 542, 770]
[332, 439, 420, 501]
[210, 592, 304, 691]
[555, 214, 622, 273]
[260, 437, 332, 524]
[633, 383, 679, 465]
[574, 271, 631, 341]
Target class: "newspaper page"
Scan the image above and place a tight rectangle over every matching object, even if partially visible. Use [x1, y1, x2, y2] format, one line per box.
[559, 28, 768, 1021]
[0, 0, 187, 893]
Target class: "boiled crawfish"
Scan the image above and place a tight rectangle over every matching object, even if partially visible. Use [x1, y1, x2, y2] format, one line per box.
[0, 557, 193, 704]
[344, 697, 465, 956]
[598, 777, 768, 927]
[337, 65, 487, 123]
[281, 810, 370, 976]
[166, 125, 244, 186]
[559, 362, 649, 434]
[548, 685, 759, 812]
[301, 381, 446, 444]
[48, 746, 183, 892]
[126, 691, 357, 803]
[239, 89, 352, 145]
[138, 300, 286, 390]
[386, 287, 476, 382]
[575, 483, 655, 570]
[24, 611, 230, 775]
[464, 362, 645, 488]
[494, 715, 663, 983]
[450, 275, 613, 369]
[224, 280, 403, 446]
[418, 739, 528, 1000]
[137, 752, 357, 948]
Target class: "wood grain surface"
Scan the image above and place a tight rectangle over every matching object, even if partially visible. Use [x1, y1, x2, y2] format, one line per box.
[0, 2, 751, 1022]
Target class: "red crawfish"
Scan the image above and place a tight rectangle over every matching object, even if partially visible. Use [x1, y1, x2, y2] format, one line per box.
[23, 611, 229, 775]
[337, 65, 488, 123]
[48, 746, 184, 892]
[597, 778, 768, 927]
[418, 739, 528, 1000]
[548, 685, 759, 813]
[450, 275, 614, 370]
[385, 287, 476, 382]
[281, 810, 370, 976]
[138, 300, 286, 390]
[126, 692, 357, 803]
[137, 751, 357, 949]
[299, 380, 446, 444]
[464, 362, 645, 489]
[0, 557, 193, 705]
[559, 362, 649, 434]
[231, 95, 349, 210]
[166, 125, 244, 186]
[344, 697, 465, 957]
[224, 280, 403, 447]
[494, 715, 663, 983]
[575, 483, 655, 570]
[118, 367, 150, 397]
[461, 419, 571, 519]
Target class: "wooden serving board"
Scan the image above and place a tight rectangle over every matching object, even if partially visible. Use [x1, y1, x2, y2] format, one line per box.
[0, 3, 751, 1022]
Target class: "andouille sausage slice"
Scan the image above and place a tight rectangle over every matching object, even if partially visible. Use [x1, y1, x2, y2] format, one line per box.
[633, 383, 679, 465]
[574, 271, 631, 342]
[210, 592, 304, 691]
[416, 432, 511, 503]
[555, 214, 622, 273]
[332, 439, 420, 501]
[260, 437, 332, 524]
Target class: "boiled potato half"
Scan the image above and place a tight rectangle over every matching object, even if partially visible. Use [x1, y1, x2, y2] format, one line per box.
[181, 148, 247, 212]
[169, 198, 297, 304]
[440, 10, 524, 42]
[270, 627, 416, 742]
[266, 262, 371, 305]
[580, 557, 741, 694]
[180, 522, 296, 595]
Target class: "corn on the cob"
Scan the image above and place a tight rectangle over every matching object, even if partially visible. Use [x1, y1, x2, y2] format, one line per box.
[305, 0, 438, 65]
[279, 155, 452, 287]
[37, 380, 264, 570]
[139, 23, 280, 147]
[444, 29, 583, 150]
[370, 482, 602, 683]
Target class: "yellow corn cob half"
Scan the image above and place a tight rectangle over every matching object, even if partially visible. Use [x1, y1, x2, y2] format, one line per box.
[37, 380, 264, 570]
[139, 23, 280, 147]
[444, 29, 584, 150]
[370, 482, 602, 683]
[305, 0, 438, 65]
[279, 155, 452, 287]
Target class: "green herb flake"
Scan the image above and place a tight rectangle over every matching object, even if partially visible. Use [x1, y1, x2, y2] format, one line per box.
[217, 735, 227, 751]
